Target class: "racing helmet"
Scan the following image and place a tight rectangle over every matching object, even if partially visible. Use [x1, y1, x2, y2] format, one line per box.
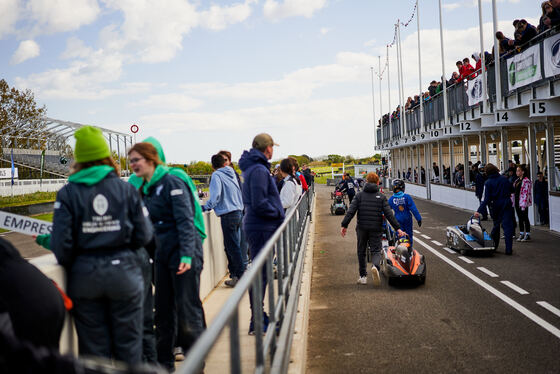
[392, 179, 405, 193]
[478, 163, 486, 174]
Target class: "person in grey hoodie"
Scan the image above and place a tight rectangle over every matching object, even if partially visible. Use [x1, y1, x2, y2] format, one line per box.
[204, 154, 245, 287]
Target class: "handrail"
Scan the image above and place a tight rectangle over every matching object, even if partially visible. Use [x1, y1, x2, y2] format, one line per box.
[178, 183, 315, 374]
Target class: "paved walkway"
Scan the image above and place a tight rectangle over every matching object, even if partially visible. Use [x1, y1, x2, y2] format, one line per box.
[306, 184, 560, 373]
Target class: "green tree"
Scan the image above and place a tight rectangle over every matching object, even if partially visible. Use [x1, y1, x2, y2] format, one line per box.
[327, 154, 344, 164]
[0, 79, 47, 152]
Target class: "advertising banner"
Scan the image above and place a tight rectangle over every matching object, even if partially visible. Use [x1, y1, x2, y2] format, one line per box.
[0, 210, 52, 236]
[507, 44, 541, 91]
[544, 33, 560, 78]
[0, 168, 18, 179]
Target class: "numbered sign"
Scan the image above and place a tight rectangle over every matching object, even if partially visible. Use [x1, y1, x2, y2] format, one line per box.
[458, 120, 482, 133]
[482, 110, 530, 127]
[529, 99, 560, 117]
[430, 129, 441, 138]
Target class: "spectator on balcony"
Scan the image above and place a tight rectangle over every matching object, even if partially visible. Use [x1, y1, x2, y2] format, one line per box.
[448, 71, 461, 86]
[495, 32, 516, 57]
[472, 52, 482, 72]
[462, 58, 476, 80]
[539, 1, 554, 32]
[428, 80, 438, 97]
[455, 60, 464, 80]
[514, 19, 538, 47]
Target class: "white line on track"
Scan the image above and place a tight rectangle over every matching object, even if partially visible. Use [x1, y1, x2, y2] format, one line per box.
[431, 240, 443, 246]
[458, 256, 474, 264]
[421, 234, 431, 240]
[537, 302, 560, 318]
[477, 267, 499, 278]
[413, 229, 421, 234]
[442, 247, 456, 254]
[414, 238, 560, 340]
[501, 281, 530, 295]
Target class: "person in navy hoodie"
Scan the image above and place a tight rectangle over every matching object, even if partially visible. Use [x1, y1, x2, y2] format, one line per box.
[238, 133, 285, 335]
[388, 179, 422, 244]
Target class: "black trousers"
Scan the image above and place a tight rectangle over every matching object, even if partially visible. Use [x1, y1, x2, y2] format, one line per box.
[138, 248, 157, 364]
[155, 262, 206, 370]
[515, 206, 531, 233]
[246, 228, 276, 323]
[356, 228, 383, 277]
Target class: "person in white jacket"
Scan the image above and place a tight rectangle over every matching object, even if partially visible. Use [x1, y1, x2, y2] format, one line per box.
[279, 158, 302, 212]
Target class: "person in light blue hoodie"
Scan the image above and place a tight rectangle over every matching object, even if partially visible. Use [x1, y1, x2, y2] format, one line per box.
[203, 154, 245, 287]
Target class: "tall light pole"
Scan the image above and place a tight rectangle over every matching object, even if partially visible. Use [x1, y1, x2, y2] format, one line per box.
[397, 22, 406, 137]
[416, 0, 424, 133]
[477, 0, 487, 113]
[492, 0, 502, 110]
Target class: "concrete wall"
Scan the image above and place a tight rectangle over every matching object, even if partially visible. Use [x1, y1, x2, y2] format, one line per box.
[431, 184, 480, 212]
[30, 211, 228, 355]
[0, 178, 68, 196]
[404, 183, 428, 200]
[550, 195, 560, 233]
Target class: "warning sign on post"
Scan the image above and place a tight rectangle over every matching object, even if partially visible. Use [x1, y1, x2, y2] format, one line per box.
[0, 211, 53, 236]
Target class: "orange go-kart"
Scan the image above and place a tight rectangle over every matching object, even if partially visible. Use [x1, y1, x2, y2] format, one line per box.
[380, 236, 426, 285]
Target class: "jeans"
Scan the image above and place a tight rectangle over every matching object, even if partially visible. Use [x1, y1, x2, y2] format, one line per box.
[356, 228, 383, 277]
[245, 228, 276, 323]
[515, 206, 530, 233]
[155, 262, 206, 370]
[68, 250, 144, 364]
[220, 210, 245, 278]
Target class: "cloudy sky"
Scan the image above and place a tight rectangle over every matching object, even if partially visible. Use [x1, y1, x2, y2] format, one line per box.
[1, 0, 538, 163]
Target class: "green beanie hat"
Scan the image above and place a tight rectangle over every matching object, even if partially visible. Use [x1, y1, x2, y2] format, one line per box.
[74, 126, 111, 163]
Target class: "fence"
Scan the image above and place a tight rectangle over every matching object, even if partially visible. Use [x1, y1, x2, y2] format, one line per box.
[179, 184, 315, 374]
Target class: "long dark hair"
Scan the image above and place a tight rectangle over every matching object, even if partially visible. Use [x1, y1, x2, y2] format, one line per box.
[71, 157, 120, 176]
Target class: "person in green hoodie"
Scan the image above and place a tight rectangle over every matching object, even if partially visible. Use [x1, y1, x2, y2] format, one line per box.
[128, 141, 205, 371]
[50, 126, 153, 365]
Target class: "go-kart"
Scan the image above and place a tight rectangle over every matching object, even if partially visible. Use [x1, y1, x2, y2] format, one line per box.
[380, 235, 426, 285]
[330, 190, 347, 215]
[445, 216, 495, 255]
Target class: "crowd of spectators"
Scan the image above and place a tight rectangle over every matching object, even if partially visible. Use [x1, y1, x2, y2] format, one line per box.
[378, 1, 558, 130]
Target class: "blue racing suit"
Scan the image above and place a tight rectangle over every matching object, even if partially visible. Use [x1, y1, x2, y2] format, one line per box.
[388, 191, 422, 243]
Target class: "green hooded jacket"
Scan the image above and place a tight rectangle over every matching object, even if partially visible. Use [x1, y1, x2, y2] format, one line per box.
[128, 137, 207, 242]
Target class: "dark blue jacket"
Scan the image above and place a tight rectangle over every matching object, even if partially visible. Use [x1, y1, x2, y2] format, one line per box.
[238, 149, 285, 232]
[143, 173, 202, 270]
[51, 173, 153, 268]
[477, 173, 514, 215]
[339, 178, 356, 196]
[474, 172, 486, 199]
[534, 179, 548, 205]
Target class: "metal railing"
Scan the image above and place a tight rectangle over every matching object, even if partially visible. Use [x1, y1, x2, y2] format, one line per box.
[178, 183, 315, 374]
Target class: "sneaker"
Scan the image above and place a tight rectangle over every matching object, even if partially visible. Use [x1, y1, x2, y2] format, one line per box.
[249, 313, 269, 335]
[516, 234, 524, 242]
[357, 276, 367, 285]
[522, 233, 531, 242]
[224, 277, 239, 287]
[371, 266, 381, 286]
[174, 347, 185, 361]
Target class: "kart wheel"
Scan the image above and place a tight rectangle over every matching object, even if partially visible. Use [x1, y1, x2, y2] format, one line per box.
[388, 277, 395, 286]
[419, 275, 426, 285]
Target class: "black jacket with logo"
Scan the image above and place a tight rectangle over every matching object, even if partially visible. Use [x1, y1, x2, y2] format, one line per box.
[143, 173, 203, 271]
[341, 183, 400, 231]
[51, 173, 153, 268]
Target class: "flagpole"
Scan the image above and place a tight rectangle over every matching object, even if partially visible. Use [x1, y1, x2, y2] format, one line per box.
[492, 0, 502, 110]
[438, 0, 449, 125]
[397, 22, 406, 137]
[371, 67, 377, 145]
[395, 34, 403, 138]
[416, 0, 424, 133]
[378, 55, 383, 125]
[478, 0, 487, 113]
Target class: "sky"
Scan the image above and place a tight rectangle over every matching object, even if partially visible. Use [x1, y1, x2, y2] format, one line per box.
[0, 0, 540, 163]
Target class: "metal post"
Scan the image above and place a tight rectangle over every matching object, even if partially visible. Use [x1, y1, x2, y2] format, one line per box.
[438, 140, 443, 183]
[527, 124, 538, 224]
[230, 309, 241, 374]
[438, 0, 449, 126]
[477, 0, 487, 113]
[371, 67, 378, 143]
[116, 134, 121, 174]
[397, 22, 407, 136]
[387, 46, 392, 121]
[480, 133, 487, 164]
[449, 139, 455, 185]
[395, 41, 403, 137]
[501, 128, 509, 171]
[416, 0, 424, 132]
[492, 0, 502, 110]
[425, 143, 431, 197]
[463, 136, 470, 186]
[378, 56, 383, 123]
[545, 124, 556, 191]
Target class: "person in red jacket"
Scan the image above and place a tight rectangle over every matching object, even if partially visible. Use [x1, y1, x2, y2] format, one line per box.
[472, 52, 482, 73]
[462, 57, 476, 80]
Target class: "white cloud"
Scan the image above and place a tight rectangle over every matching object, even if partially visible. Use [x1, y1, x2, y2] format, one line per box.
[61, 37, 93, 60]
[199, 0, 256, 31]
[364, 39, 377, 47]
[443, 2, 461, 11]
[132, 94, 203, 111]
[0, 0, 19, 39]
[263, 0, 327, 21]
[320, 27, 330, 35]
[11, 40, 40, 64]
[25, 0, 100, 35]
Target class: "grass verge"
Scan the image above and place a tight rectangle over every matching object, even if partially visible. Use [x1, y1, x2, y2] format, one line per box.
[0, 192, 57, 208]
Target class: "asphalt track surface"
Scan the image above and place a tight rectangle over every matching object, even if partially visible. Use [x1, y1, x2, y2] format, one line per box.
[306, 185, 560, 374]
